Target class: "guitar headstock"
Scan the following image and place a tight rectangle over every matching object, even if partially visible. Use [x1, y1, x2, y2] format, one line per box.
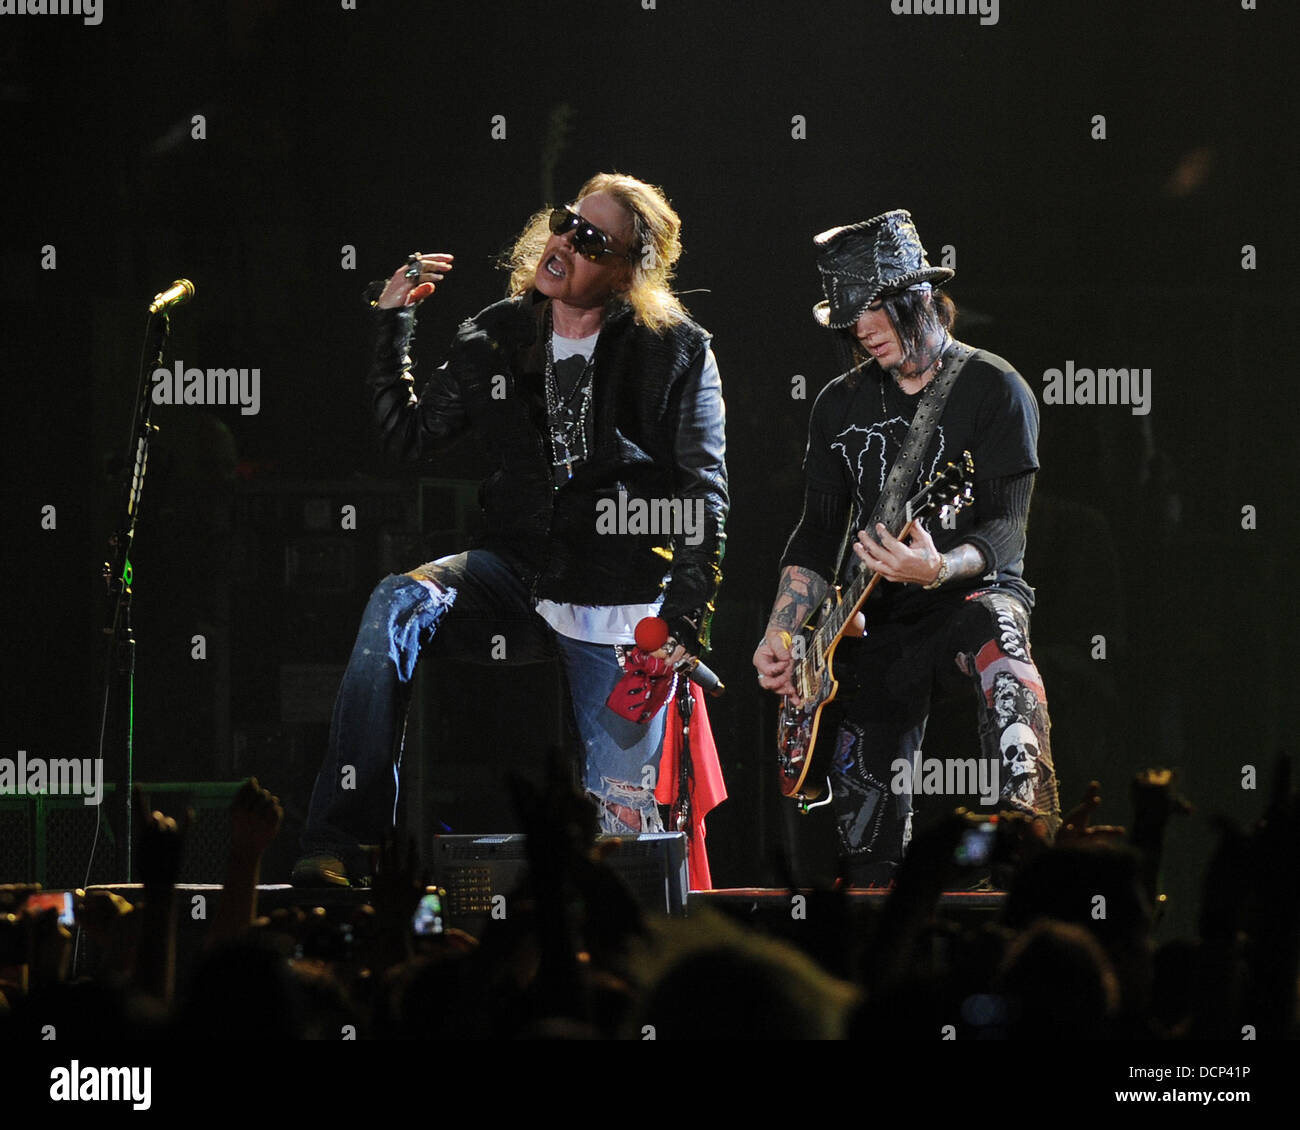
[904, 451, 975, 523]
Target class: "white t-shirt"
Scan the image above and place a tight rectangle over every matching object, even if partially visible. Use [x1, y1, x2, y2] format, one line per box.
[533, 329, 664, 644]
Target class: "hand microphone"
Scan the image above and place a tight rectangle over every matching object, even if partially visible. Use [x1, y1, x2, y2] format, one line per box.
[635, 617, 726, 698]
[149, 279, 195, 315]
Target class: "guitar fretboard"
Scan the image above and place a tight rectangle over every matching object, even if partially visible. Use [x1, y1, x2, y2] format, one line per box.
[800, 514, 913, 684]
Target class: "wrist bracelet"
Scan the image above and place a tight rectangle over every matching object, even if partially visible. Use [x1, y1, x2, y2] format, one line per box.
[923, 553, 950, 590]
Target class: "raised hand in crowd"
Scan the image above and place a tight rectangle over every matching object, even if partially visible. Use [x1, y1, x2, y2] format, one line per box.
[209, 777, 283, 950]
[366, 830, 427, 971]
[20, 900, 73, 993]
[78, 888, 137, 980]
[1128, 768, 1191, 907]
[1197, 755, 1300, 1039]
[1057, 780, 1126, 844]
[133, 787, 189, 1005]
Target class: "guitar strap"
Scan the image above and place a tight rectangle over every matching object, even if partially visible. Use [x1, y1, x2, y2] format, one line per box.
[847, 341, 977, 576]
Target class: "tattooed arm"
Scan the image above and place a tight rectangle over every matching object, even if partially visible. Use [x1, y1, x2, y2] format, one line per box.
[767, 565, 829, 635]
[757, 469, 850, 699]
[754, 565, 831, 701]
[938, 544, 988, 582]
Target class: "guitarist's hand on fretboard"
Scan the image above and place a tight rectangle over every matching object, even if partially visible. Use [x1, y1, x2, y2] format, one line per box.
[754, 629, 802, 705]
[853, 518, 943, 586]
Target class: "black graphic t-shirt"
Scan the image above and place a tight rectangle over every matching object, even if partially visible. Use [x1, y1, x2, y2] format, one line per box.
[796, 349, 1039, 620]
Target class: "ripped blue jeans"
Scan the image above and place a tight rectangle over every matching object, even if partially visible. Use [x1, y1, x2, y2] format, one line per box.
[301, 550, 666, 865]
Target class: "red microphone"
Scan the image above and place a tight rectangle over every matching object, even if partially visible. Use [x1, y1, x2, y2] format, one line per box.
[635, 617, 670, 653]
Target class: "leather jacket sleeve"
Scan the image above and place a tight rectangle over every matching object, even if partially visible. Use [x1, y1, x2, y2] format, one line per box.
[659, 347, 728, 653]
[367, 305, 470, 461]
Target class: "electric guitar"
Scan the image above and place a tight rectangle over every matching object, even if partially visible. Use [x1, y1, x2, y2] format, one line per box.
[775, 452, 976, 804]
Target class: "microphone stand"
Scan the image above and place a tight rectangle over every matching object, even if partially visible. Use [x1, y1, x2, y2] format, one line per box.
[669, 675, 696, 840]
[102, 310, 171, 879]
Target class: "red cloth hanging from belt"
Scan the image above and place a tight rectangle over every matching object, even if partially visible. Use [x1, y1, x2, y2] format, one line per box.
[655, 683, 727, 891]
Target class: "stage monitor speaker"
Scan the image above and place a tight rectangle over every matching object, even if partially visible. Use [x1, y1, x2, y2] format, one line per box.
[0, 783, 246, 886]
[432, 832, 688, 936]
[0, 791, 119, 888]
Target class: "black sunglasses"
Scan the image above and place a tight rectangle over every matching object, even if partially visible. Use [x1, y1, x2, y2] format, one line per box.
[548, 207, 634, 262]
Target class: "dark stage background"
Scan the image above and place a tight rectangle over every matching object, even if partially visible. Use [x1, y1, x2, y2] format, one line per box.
[5, 0, 1297, 939]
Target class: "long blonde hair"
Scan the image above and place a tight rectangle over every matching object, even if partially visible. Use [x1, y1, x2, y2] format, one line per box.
[503, 172, 690, 333]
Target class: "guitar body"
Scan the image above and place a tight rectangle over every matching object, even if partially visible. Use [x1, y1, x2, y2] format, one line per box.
[776, 606, 851, 803]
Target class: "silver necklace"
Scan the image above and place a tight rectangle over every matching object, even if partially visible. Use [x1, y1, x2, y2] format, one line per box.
[544, 310, 597, 486]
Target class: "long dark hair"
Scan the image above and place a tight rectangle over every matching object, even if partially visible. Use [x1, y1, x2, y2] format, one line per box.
[835, 287, 957, 385]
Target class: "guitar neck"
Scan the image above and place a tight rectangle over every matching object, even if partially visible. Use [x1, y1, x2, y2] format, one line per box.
[812, 515, 919, 652]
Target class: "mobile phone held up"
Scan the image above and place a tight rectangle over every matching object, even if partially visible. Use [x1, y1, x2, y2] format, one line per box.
[24, 891, 76, 926]
[411, 891, 445, 937]
[953, 821, 996, 868]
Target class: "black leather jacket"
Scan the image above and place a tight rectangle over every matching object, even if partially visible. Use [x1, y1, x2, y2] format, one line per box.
[367, 292, 728, 652]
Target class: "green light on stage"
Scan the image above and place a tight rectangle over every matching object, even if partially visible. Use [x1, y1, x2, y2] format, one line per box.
[123, 559, 133, 585]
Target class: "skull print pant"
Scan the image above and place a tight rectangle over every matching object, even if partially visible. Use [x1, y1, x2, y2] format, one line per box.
[827, 589, 1060, 878]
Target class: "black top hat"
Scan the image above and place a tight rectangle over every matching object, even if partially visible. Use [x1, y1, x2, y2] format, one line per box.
[812, 209, 954, 328]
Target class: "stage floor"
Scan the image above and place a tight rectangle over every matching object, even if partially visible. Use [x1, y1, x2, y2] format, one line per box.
[74, 882, 1006, 913]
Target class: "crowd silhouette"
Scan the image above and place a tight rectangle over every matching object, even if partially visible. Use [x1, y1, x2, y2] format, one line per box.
[1, 757, 1296, 1042]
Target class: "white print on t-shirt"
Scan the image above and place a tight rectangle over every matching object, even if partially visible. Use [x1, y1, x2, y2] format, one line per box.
[832, 418, 947, 494]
